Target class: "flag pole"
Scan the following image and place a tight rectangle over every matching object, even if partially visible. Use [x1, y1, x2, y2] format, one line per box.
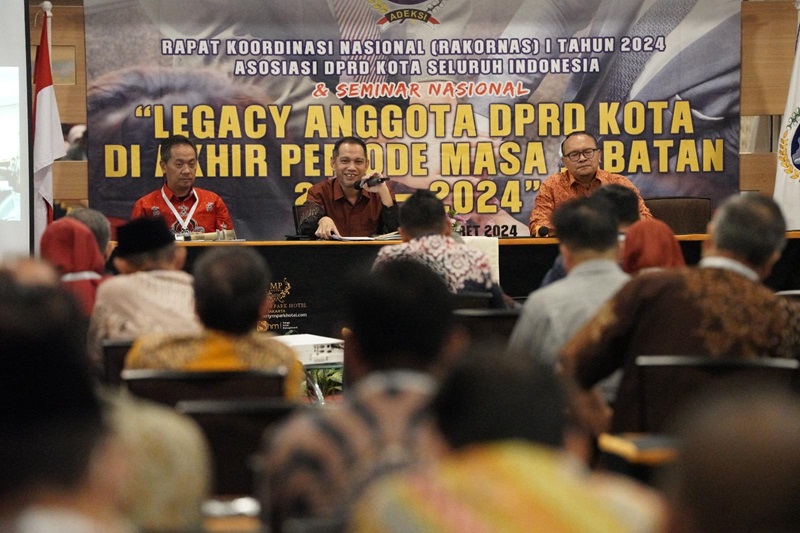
[32, 0, 66, 255]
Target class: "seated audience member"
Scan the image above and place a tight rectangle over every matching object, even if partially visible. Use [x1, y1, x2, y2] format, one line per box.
[508, 197, 628, 382]
[562, 194, 800, 434]
[540, 183, 641, 287]
[663, 384, 800, 533]
[621, 218, 685, 275]
[66, 207, 114, 261]
[350, 346, 662, 532]
[260, 260, 463, 532]
[88, 216, 201, 365]
[125, 246, 304, 399]
[529, 131, 652, 237]
[373, 189, 507, 308]
[40, 217, 108, 317]
[131, 134, 234, 236]
[104, 392, 212, 531]
[298, 136, 398, 239]
[0, 276, 129, 532]
[0, 257, 59, 286]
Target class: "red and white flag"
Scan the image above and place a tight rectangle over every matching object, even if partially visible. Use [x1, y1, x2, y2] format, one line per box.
[32, 7, 66, 254]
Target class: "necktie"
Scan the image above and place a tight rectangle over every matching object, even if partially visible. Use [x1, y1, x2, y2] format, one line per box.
[602, 0, 700, 103]
[584, 0, 699, 133]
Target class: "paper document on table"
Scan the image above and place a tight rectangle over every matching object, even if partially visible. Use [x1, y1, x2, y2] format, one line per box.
[374, 231, 400, 240]
[330, 235, 374, 241]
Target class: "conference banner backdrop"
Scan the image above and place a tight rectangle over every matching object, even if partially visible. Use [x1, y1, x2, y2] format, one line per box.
[84, 0, 741, 242]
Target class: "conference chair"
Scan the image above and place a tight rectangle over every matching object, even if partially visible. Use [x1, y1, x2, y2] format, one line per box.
[454, 308, 522, 346]
[643, 197, 713, 235]
[635, 355, 799, 432]
[176, 398, 305, 496]
[451, 291, 494, 309]
[122, 368, 288, 407]
[100, 339, 135, 386]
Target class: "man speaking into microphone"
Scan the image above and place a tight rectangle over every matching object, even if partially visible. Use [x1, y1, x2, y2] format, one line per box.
[298, 136, 398, 239]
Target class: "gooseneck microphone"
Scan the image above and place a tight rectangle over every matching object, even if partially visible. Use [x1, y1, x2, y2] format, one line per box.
[536, 225, 550, 237]
[354, 174, 390, 191]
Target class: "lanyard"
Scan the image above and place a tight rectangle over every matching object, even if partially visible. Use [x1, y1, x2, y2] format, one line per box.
[161, 187, 199, 232]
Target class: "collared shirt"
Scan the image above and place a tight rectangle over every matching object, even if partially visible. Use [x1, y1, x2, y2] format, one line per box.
[563, 266, 800, 432]
[125, 329, 305, 400]
[88, 270, 202, 365]
[510, 259, 629, 366]
[373, 234, 507, 308]
[299, 177, 398, 237]
[699, 256, 759, 282]
[131, 185, 234, 235]
[528, 169, 652, 234]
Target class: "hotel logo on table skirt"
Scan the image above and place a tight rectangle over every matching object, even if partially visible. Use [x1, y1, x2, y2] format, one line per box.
[259, 277, 307, 333]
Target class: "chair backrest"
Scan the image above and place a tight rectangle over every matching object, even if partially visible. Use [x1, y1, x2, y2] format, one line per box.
[176, 399, 304, 496]
[643, 197, 713, 235]
[454, 308, 521, 345]
[100, 339, 135, 386]
[452, 291, 494, 309]
[122, 369, 287, 407]
[636, 356, 799, 432]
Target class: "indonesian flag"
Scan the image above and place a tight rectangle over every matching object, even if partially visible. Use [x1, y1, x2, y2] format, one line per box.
[32, 11, 66, 254]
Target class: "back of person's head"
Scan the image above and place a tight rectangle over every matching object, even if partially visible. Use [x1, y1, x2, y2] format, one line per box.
[591, 183, 640, 228]
[433, 343, 566, 450]
[40, 217, 106, 276]
[552, 196, 619, 252]
[710, 194, 786, 267]
[344, 260, 454, 372]
[106, 392, 211, 531]
[66, 207, 112, 256]
[663, 384, 800, 533]
[0, 274, 106, 501]
[399, 190, 448, 239]
[193, 246, 270, 334]
[622, 218, 685, 274]
[115, 216, 177, 270]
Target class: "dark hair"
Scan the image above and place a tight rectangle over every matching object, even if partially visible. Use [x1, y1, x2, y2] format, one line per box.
[591, 183, 640, 227]
[712, 194, 786, 266]
[160, 134, 197, 163]
[67, 207, 112, 253]
[552, 196, 619, 252]
[332, 136, 367, 158]
[399, 190, 448, 238]
[344, 260, 453, 371]
[433, 343, 566, 449]
[193, 247, 271, 334]
[0, 275, 106, 498]
[560, 130, 598, 156]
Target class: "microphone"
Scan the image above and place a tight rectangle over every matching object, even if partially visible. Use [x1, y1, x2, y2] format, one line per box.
[535, 225, 550, 237]
[176, 229, 237, 241]
[354, 174, 390, 191]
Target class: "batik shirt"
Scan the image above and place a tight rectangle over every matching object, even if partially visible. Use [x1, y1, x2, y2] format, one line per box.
[373, 234, 506, 308]
[529, 169, 652, 234]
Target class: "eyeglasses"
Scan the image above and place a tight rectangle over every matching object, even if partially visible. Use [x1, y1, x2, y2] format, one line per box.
[564, 148, 600, 161]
